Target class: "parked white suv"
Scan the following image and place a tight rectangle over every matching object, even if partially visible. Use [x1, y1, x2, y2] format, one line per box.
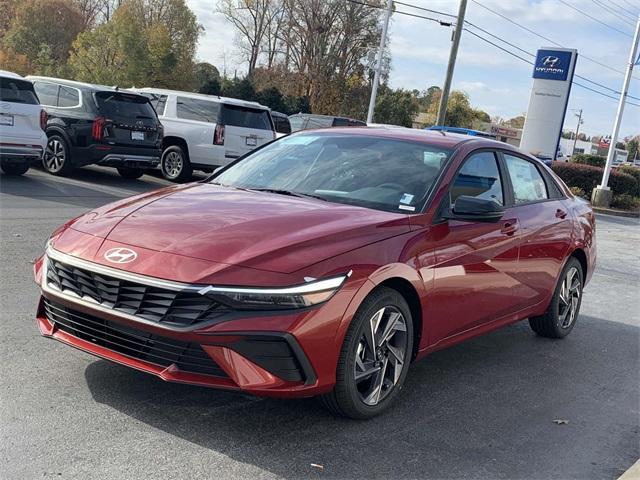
[0, 71, 47, 175]
[131, 88, 275, 182]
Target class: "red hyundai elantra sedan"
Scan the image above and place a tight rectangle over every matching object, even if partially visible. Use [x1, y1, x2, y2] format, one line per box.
[34, 128, 596, 418]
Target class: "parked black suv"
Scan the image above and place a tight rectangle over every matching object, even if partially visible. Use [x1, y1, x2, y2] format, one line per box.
[28, 76, 162, 178]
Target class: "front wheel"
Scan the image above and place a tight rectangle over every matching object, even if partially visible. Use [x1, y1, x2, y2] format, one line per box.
[0, 161, 29, 175]
[529, 257, 584, 338]
[319, 287, 414, 419]
[117, 167, 144, 179]
[160, 145, 192, 183]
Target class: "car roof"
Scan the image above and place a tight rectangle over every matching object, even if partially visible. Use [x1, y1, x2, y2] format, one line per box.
[131, 87, 270, 110]
[26, 75, 136, 94]
[290, 113, 358, 121]
[271, 111, 288, 119]
[299, 126, 518, 150]
[0, 70, 26, 80]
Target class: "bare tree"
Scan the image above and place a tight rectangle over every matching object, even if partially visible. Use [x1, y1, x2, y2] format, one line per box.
[217, 0, 273, 75]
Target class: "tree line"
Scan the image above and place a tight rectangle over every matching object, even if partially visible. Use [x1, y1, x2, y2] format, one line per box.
[0, 0, 494, 127]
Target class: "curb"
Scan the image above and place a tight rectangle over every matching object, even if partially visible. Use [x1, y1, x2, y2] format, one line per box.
[593, 207, 640, 219]
[618, 458, 640, 479]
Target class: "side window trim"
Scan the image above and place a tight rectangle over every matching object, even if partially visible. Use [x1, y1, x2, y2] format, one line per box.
[499, 150, 555, 206]
[57, 85, 82, 109]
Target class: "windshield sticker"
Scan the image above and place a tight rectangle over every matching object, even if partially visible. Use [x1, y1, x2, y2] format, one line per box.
[398, 205, 415, 211]
[400, 193, 414, 204]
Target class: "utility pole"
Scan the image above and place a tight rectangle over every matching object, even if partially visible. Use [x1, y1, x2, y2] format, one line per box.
[572, 109, 583, 156]
[367, 0, 393, 124]
[436, 0, 467, 126]
[593, 15, 640, 207]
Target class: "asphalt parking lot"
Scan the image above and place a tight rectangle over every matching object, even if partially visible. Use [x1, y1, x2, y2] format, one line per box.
[1, 166, 638, 480]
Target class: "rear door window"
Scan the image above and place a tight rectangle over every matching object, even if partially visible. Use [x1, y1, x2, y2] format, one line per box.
[451, 151, 504, 205]
[95, 91, 157, 121]
[139, 93, 168, 115]
[33, 82, 59, 106]
[273, 115, 291, 134]
[176, 96, 219, 122]
[57, 86, 80, 107]
[220, 104, 273, 130]
[504, 154, 548, 204]
[1, 78, 40, 105]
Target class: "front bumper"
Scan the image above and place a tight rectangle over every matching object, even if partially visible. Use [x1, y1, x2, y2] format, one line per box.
[33, 251, 352, 398]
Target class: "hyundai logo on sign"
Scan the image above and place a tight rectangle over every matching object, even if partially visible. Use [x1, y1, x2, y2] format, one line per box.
[533, 49, 573, 81]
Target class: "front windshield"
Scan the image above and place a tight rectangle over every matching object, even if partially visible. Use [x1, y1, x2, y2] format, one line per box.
[213, 133, 453, 213]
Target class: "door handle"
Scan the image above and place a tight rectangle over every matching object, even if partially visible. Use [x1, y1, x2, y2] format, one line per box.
[500, 221, 518, 236]
[555, 209, 567, 219]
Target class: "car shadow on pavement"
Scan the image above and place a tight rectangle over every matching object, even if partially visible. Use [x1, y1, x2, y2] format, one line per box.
[84, 315, 639, 480]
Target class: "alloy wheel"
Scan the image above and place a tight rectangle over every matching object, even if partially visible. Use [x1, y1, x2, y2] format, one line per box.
[558, 266, 581, 328]
[44, 139, 65, 173]
[164, 151, 183, 178]
[354, 306, 408, 406]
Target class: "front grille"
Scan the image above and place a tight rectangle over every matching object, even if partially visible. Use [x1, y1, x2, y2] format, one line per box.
[43, 299, 228, 378]
[46, 258, 230, 327]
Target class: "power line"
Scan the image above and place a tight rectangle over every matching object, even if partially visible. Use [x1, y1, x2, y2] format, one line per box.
[345, 0, 453, 26]
[393, 0, 456, 18]
[470, 0, 639, 79]
[610, 0, 640, 17]
[557, 0, 634, 37]
[588, 0, 638, 25]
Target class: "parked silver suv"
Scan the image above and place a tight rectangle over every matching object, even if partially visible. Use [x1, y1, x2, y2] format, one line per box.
[132, 88, 275, 182]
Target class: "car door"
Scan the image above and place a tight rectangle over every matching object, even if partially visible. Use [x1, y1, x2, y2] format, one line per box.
[173, 95, 219, 166]
[424, 150, 527, 343]
[501, 152, 574, 306]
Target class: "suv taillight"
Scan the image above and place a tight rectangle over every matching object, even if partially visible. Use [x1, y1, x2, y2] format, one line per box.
[39, 109, 47, 131]
[92, 117, 105, 141]
[213, 124, 225, 145]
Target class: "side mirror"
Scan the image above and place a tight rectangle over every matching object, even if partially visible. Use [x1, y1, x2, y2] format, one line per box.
[445, 195, 505, 222]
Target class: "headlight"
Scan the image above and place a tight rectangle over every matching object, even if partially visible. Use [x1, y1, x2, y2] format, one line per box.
[197, 273, 351, 310]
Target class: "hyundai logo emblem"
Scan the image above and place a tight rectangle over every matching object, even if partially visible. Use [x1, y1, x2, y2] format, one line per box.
[541, 56, 560, 68]
[104, 247, 138, 264]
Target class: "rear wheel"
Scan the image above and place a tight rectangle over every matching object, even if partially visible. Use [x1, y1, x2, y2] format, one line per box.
[319, 287, 414, 419]
[117, 167, 144, 179]
[0, 161, 29, 175]
[161, 145, 192, 183]
[43, 135, 73, 175]
[529, 257, 584, 338]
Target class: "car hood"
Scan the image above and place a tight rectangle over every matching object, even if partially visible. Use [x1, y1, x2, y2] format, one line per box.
[68, 183, 410, 274]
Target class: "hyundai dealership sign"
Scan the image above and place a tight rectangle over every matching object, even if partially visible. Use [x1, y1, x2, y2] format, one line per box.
[520, 48, 578, 159]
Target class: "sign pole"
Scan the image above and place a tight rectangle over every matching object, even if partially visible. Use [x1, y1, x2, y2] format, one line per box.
[572, 109, 582, 155]
[593, 16, 640, 207]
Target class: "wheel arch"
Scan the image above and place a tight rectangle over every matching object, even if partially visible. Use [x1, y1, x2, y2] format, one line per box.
[569, 247, 588, 279]
[378, 277, 423, 360]
[161, 136, 189, 157]
[45, 126, 72, 147]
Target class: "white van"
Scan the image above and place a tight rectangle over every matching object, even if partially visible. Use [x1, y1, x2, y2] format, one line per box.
[0, 71, 47, 175]
[131, 88, 275, 182]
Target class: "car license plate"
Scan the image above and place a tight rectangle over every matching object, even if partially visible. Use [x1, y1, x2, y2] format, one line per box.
[245, 137, 257, 146]
[0, 114, 14, 126]
[131, 131, 145, 141]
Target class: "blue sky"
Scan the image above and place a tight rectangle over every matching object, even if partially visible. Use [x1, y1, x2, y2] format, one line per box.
[191, 0, 639, 138]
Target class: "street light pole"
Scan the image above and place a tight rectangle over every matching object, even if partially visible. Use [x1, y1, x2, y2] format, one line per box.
[593, 15, 640, 206]
[367, 0, 393, 124]
[436, 0, 467, 126]
[572, 109, 583, 155]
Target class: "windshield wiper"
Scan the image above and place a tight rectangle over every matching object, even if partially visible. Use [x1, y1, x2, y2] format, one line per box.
[250, 188, 327, 201]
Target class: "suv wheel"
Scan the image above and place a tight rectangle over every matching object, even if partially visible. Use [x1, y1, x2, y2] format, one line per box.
[0, 160, 29, 175]
[319, 287, 414, 419]
[43, 135, 73, 175]
[161, 145, 192, 183]
[117, 167, 144, 179]
[529, 257, 584, 338]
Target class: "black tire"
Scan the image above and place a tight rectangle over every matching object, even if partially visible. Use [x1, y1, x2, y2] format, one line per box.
[0, 161, 29, 175]
[117, 167, 144, 179]
[160, 145, 192, 183]
[319, 286, 414, 419]
[43, 134, 73, 175]
[529, 257, 584, 339]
